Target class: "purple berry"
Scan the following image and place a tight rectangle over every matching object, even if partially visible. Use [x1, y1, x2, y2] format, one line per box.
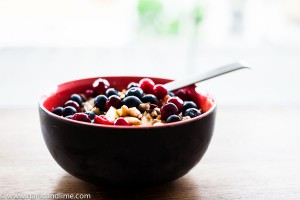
[167, 97, 183, 113]
[161, 103, 178, 120]
[174, 89, 190, 101]
[65, 100, 81, 112]
[106, 95, 122, 109]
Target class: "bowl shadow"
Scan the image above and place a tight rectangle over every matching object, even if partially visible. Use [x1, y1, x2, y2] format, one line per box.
[53, 173, 201, 200]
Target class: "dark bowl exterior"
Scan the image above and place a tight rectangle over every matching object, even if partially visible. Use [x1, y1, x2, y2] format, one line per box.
[39, 76, 216, 187]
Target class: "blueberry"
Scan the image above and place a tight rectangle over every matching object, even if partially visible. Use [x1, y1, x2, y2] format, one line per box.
[125, 87, 144, 99]
[166, 115, 181, 123]
[182, 101, 197, 113]
[62, 106, 77, 117]
[52, 107, 63, 116]
[105, 88, 118, 97]
[123, 96, 142, 108]
[142, 94, 158, 104]
[65, 115, 73, 119]
[184, 108, 201, 118]
[70, 94, 82, 106]
[127, 82, 140, 89]
[85, 111, 96, 120]
[94, 95, 108, 111]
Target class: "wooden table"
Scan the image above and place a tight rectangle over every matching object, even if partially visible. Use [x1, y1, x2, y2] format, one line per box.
[1, 107, 299, 199]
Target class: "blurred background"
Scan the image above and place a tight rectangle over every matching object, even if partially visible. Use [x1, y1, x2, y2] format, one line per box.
[0, 0, 300, 107]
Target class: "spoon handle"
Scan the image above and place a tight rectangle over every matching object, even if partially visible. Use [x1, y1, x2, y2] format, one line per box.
[164, 60, 251, 91]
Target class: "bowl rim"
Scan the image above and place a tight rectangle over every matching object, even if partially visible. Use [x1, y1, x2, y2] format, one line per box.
[39, 76, 217, 129]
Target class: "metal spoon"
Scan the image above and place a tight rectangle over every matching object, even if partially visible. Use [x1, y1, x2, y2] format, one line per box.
[164, 60, 251, 91]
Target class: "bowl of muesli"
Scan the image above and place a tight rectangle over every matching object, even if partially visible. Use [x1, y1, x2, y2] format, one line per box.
[39, 76, 216, 187]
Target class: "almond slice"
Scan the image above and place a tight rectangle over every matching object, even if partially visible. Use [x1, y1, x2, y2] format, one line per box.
[125, 117, 142, 125]
[117, 105, 129, 117]
[128, 107, 141, 117]
[106, 106, 119, 121]
[141, 113, 153, 126]
[91, 107, 101, 115]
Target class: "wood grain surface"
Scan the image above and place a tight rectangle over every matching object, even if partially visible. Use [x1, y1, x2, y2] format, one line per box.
[0, 107, 299, 200]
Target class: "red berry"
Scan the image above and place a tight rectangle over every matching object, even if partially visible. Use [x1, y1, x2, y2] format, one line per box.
[94, 115, 114, 125]
[199, 94, 214, 113]
[174, 89, 190, 101]
[160, 103, 179, 121]
[65, 100, 81, 112]
[114, 117, 130, 126]
[106, 95, 122, 110]
[153, 84, 168, 99]
[72, 113, 91, 123]
[139, 78, 155, 94]
[92, 78, 110, 95]
[167, 97, 183, 113]
[85, 89, 94, 98]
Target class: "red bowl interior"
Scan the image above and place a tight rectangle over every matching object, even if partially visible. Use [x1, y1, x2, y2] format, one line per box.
[40, 76, 216, 127]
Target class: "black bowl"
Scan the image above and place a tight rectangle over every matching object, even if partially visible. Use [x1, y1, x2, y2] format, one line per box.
[39, 76, 216, 187]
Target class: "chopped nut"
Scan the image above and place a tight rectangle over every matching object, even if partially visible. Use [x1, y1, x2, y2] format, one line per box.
[153, 119, 161, 124]
[162, 95, 171, 105]
[141, 112, 153, 126]
[138, 103, 150, 112]
[118, 91, 125, 99]
[151, 109, 158, 118]
[79, 93, 87, 102]
[146, 113, 152, 120]
[91, 107, 101, 115]
[117, 105, 129, 117]
[82, 98, 94, 112]
[125, 117, 142, 125]
[106, 107, 119, 121]
[182, 116, 191, 121]
[83, 102, 93, 112]
[153, 122, 164, 126]
[154, 107, 161, 115]
[150, 104, 158, 109]
[128, 107, 141, 117]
